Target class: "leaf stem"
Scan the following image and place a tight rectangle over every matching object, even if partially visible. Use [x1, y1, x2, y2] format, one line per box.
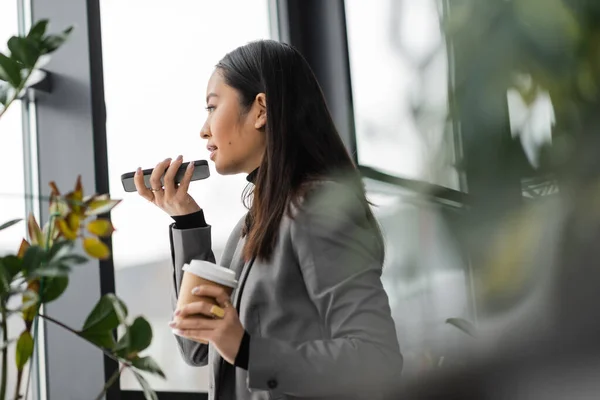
[37, 313, 130, 366]
[93, 364, 125, 400]
[0, 67, 33, 120]
[44, 214, 56, 251]
[14, 367, 23, 400]
[23, 293, 44, 400]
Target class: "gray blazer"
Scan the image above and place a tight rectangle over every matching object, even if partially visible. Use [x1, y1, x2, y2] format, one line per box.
[169, 181, 403, 399]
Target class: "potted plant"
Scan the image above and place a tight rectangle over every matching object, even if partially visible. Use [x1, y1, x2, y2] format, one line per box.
[0, 20, 164, 400]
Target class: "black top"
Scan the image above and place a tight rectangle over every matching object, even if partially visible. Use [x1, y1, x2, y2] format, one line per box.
[246, 168, 258, 183]
[171, 168, 258, 370]
[172, 209, 207, 229]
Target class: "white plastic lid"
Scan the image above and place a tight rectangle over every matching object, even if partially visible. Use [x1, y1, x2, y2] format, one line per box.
[182, 260, 237, 288]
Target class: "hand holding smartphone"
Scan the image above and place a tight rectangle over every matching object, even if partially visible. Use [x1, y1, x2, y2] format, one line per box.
[121, 160, 210, 192]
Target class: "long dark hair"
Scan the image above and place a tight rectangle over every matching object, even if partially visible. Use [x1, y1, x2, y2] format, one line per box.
[216, 40, 384, 262]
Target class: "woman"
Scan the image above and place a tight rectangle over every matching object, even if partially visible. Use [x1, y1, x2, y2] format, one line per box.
[134, 40, 403, 399]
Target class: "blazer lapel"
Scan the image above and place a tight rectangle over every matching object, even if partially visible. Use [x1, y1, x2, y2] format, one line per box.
[233, 256, 255, 310]
[214, 237, 251, 398]
[209, 346, 220, 397]
[229, 238, 246, 302]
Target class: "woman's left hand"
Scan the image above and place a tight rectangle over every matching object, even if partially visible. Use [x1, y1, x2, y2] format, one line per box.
[169, 285, 245, 365]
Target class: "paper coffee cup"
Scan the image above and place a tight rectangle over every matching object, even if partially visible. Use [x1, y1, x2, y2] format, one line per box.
[184, 260, 237, 289]
[175, 260, 237, 343]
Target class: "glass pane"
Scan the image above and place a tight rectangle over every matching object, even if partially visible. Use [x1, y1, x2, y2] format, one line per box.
[366, 178, 471, 378]
[0, 0, 28, 396]
[100, 0, 271, 392]
[346, 0, 459, 189]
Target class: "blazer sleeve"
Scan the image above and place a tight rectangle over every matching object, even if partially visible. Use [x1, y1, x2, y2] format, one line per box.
[169, 222, 216, 366]
[247, 182, 403, 398]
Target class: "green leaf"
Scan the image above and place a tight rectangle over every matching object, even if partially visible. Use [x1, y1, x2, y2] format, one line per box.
[80, 293, 128, 334]
[27, 20, 49, 40]
[131, 356, 165, 379]
[0, 53, 22, 87]
[114, 329, 130, 355]
[0, 64, 8, 81]
[2, 256, 22, 277]
[55, 254, 88, 266]
[41, 27, 73, 54]
[116, 317, 153, 358]
[41, 276, 68, 303]
[0, 263, 10, 297]
[22, 246, 46, 277]
[445, 318, 477, 338]
[132, 370, 158, 400]
[0, 218, 22, 231]
[15, 330, 34, 370]
[79, 330, 115, 350]
[0, 272, 9, 297]
[0, 256, 22, 296]
[42, 242, 87, 273]
[130, 317, 153, 354]
[8, 37, 40, 68]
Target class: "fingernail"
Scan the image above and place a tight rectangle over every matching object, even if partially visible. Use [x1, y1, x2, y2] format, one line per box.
[176, 155, 183, 161]
[172, 329, 184, 336]
[187, 162, 194, 170]
[174, 309, 181, 316]
[168, 320, 176, 328]
[136, 167, 142, 175]
[164, 157, 172, 163]
[191, 287, 200, 295]
[210, 306, 225, 318]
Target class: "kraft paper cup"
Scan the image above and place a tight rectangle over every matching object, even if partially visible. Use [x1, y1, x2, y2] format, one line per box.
[174, 260, 237, 343]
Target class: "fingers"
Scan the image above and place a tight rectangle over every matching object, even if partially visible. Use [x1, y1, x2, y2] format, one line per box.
[149, 158, 171, 198]
[176, 300, 225, 319]
[191, 285, 232, 308]
[164, 155, 183, 197]
[169, 315, 220, 330]
[134, 167, 153, 201]
[177, 160, 195, 194]
[172, 328, 214, 344]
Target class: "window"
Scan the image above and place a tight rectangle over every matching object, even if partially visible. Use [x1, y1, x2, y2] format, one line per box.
[0, 0, 30, 396]
[346, 0, 471, 374]
[0, 0, 26, 254]
[365, 179, 471, 376]
[100, 0, 271, 392]
[345, 0, 459, 189]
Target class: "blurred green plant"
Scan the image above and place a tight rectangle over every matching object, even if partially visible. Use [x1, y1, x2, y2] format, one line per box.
[1, 20, 163, 400]
[431, 0, 600, 348]
[436, 0, 600, 308]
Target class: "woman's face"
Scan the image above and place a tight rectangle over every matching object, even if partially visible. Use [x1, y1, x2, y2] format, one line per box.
[200, 70, 266, 175]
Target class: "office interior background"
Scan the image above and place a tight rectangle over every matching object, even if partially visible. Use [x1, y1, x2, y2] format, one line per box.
[2, 0, 600, 398]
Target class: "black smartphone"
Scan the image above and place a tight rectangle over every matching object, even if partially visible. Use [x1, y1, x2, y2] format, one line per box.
[120, 160, 210, 192]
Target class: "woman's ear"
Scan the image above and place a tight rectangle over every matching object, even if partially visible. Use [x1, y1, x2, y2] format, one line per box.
[254, 93, 267, 130]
